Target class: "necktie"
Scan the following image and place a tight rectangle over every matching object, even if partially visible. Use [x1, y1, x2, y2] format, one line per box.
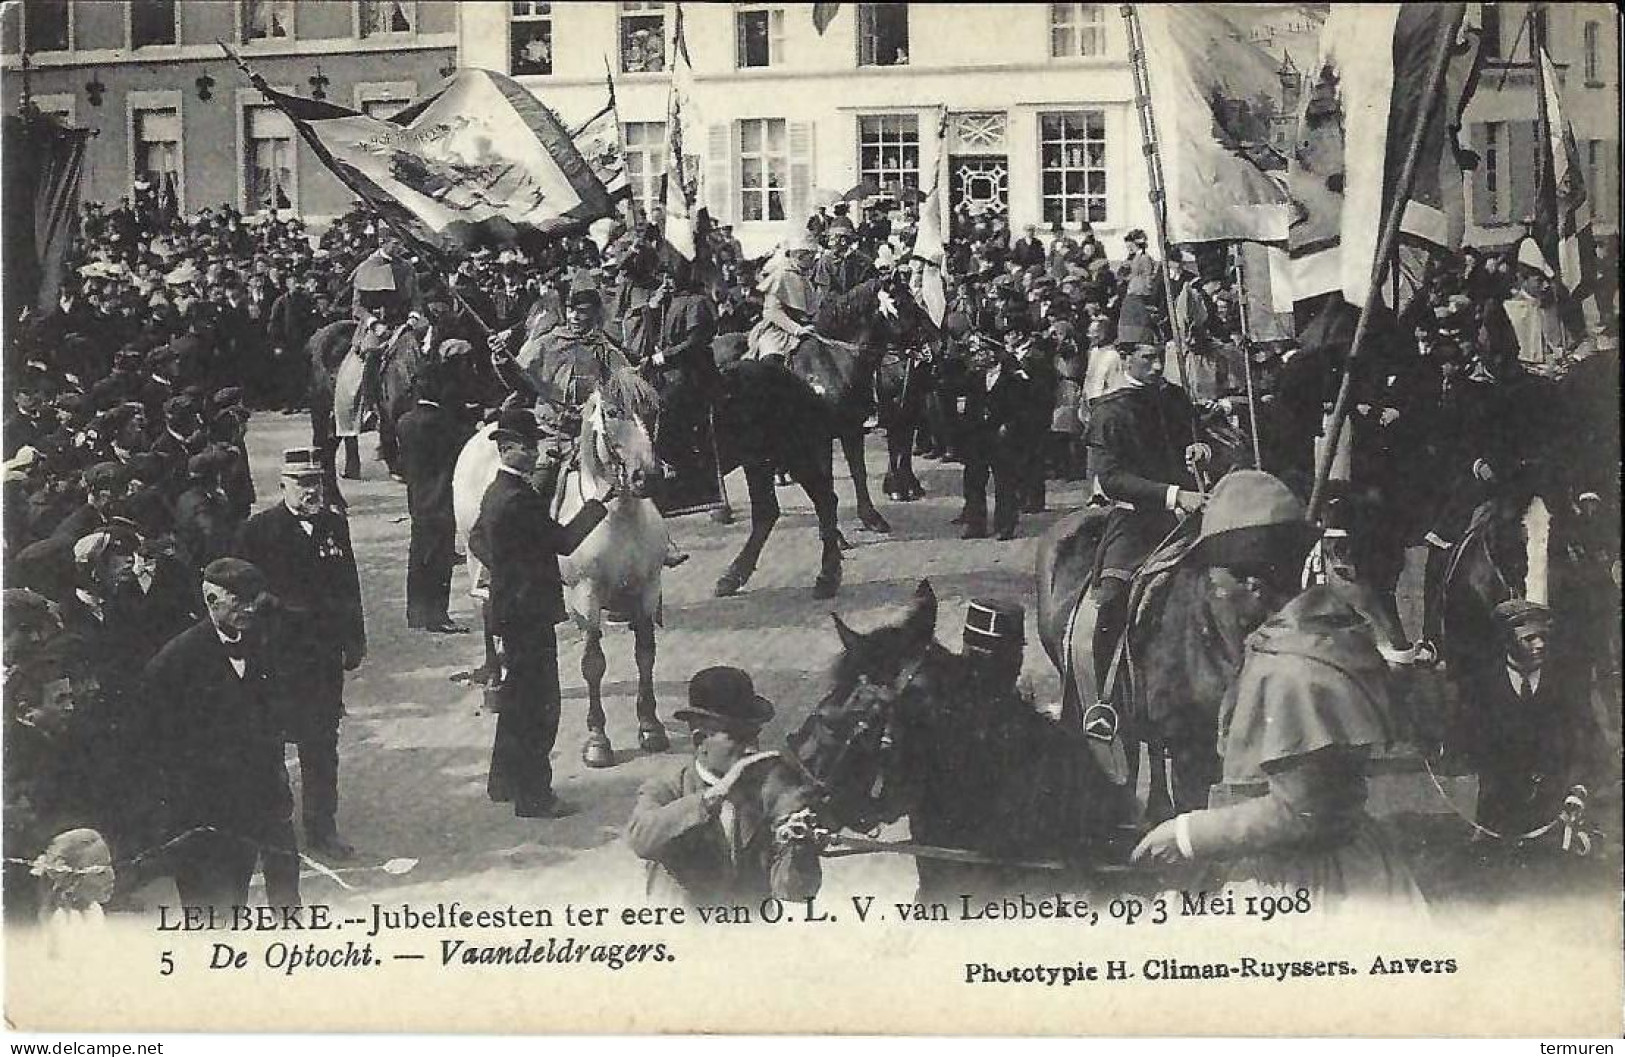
[220, 635, 249, 661]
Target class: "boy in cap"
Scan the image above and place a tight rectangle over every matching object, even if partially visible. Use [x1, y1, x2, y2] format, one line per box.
[234, 448, 365, 858]
[628, 666, 821, 907]
[1465, 599, 1596, 840]
[144, 557, 300, 909]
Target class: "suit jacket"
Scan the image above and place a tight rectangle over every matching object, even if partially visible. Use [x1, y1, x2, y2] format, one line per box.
[1010, 237, 1046, 269]
[626, 761, 821, 909]
[960, 366, 1032, 447]
[467, 468, 606, 636]
[234, 504, 365, 662]
[1087, 381, 1200, 510]
[395, 401, 470, 524]
[143, 619, 292, 832]
[1466, 661, 1593, 836]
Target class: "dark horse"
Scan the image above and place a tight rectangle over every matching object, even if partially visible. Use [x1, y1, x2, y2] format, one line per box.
[813, 276, 938, 510]
[306, 319, 429, 477]
[800, 580, 1132, 899]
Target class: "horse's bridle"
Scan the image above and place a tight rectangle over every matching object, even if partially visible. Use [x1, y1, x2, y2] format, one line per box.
[784, 649, 929, 831]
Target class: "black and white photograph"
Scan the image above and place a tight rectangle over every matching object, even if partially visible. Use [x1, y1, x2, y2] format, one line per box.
[0, 0, 1620, 1040]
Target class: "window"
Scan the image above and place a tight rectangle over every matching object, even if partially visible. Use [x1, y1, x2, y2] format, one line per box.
[619, 2, 666, 73]
[23, 0, 71, 52]
[358, 0, 414, 37]
[244, 105, 295, 210]
[1484, 121, 1502, 219]
[856, 3, 908, 67]
[360, 96, 409, 120]
[242, 0, 292, 40]
[1584, 21, 1601, 84]
[1040, 110, 1108, 227]
[130, 0, 177, 47]
[623, 121, 667, 221]
[858, 114, 920, 193]
[1481, 2, 1501, 59]
[134, 107, 181, 191]
[1050, 3, 1107, 58]
[511, 2, 553, 76]
[739, 118, 788, 222]
[736, 4, 785, 68]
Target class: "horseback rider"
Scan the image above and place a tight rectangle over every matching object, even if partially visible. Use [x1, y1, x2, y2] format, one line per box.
[750, 231, 820, 364]
[1086, 340, 1211, 693]
[814, 216, 876, 298]
[636, 261, 720, 505]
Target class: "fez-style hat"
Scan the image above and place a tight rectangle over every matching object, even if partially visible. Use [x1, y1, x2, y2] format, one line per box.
[491, 408, 541, 444]
[1493, 597, 1552, 631]
[963, 598, 1025, 655]
[673, 666, 775, 730]
[280, 447, 324, 479]
[201, 556, 269, 599]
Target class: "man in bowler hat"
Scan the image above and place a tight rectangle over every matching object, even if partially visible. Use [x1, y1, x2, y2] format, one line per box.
[628, 666, 821, 908]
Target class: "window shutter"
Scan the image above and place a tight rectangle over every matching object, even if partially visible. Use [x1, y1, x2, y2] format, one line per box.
[706, 122, 733, 223]
[789, 120, 815, 222]
[1468, 121, 1489, 222]
[1507, 120, 1536, 224]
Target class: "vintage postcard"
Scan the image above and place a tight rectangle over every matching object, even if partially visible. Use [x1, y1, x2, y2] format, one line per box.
[2, 0, 1620, 1038]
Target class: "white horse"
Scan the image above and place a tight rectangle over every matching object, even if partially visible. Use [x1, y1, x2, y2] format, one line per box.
[452, 371, 669, 767]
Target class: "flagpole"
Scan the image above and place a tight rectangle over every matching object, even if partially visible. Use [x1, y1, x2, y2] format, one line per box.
[1228, 243, 1264, 469]
[1305, 5, 1465, 523]
[1120, 4, 1205, 485]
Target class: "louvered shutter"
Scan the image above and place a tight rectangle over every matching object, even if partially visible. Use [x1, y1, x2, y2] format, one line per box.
[789, 120, 816, 222]
[706, 122, 734, 223]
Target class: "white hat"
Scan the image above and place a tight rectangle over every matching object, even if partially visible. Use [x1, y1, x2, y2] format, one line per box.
[874, 243, 898, 270]
[1515, 238, 1554, 278]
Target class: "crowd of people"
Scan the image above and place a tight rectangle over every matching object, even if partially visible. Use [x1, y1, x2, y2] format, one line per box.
[3, 178, 1618, 919]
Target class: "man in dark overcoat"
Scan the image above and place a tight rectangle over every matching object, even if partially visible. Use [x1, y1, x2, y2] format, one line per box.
[468, 409, 611, 818]
[1085, 341, 1210, 693]
[144, 557, 300, 909]
[234, 448, 365, 858]
[956, 331, 1032, 540]
[395, 370, 472, 633]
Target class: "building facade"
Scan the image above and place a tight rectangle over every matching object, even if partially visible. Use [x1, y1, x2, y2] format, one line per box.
[1460, 1, 1620, 248]
[0, 0, 457, 222]
[457, 1, 1160, 258]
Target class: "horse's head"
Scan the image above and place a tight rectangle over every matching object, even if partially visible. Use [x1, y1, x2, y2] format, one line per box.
[579, 369, 660, 499]
[787, 580, 947, 833]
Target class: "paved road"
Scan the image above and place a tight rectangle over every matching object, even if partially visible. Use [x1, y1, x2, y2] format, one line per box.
[241, 413, 1087, 909]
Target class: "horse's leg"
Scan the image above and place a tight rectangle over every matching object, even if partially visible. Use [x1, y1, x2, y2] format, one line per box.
[803, 459, 843, 599]
[631, 616, 668, 752]
[581, 624, 613, 768]
[716, 464, 778, 597]
[842, 429, 891, 533]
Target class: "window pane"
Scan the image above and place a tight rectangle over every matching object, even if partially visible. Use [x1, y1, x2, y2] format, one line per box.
[767, 119, 786, 152]
[621, 11, 666, 72]
[767, 190, 786, 220]
[512, 19, 553, 75]
[24, 0, 71, 51]
[741, 120, 762, 153]
[132, 0, 178, 47]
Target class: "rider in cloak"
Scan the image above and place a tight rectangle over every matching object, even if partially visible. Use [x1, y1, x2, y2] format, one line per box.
[749, 230, 820, 364]
[1132, 471, 1425, 907]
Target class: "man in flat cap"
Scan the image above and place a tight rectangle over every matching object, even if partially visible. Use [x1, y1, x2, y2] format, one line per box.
[469, 408, 616, 818]
[49, 462, 131, 544]
[1465, 599, 1597, 841]
[233, 448, 365, 858]
[144, 557, 300, 909]
[628, 666, 820, 908]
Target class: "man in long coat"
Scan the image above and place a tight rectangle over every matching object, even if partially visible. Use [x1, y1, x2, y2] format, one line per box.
[234, 449, 365, 858]
[395, 370, 472, 633]
[468, 409, 611, 817]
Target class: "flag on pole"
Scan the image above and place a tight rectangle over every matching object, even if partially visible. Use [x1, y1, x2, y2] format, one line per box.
[571, 61, 630, 200]
[661, 3, 699, 262]
[812, 3, 841, 34]
[1137, 5, 1294, 245]
[1282, 3, 1480, 309]
[908, 112, 949, 328]
[1532, 34, 1600, 324]
[1, 111, 90, 317]
[222, 47, 614, 250]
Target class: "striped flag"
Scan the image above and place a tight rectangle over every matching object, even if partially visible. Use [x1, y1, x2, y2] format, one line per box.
[907, 112, 948, 328]
[1281, 3, 1481, 310]
[661, 2, 699, 261]
[1137, 5, 1294, 245]
[225, 49, 614, 250]
[1532, 34, 1600, 325]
